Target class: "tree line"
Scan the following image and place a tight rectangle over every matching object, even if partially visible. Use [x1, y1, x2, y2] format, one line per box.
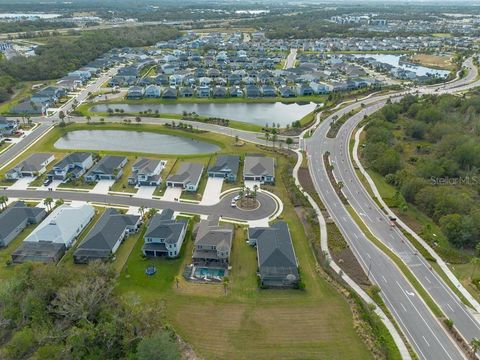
[362, 94, 480, 249]
[0, 261, 180, 360]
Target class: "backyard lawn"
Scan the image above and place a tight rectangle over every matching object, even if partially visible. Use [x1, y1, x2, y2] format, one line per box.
[115, 152, 373, 360]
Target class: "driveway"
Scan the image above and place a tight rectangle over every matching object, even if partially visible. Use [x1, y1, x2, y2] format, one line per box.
[200, 177, 223, 205]
[135, 186, 156, 199]
[90, 180, 115, 195]
[244, 180, 261, 191]
[163, 187, 182, 201]
[37, 179, 62, 191]
[8, 176, 35, 190]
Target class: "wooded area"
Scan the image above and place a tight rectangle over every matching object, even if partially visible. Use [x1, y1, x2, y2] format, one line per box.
[0, 25, 179, 105]
[0, 262, 180, 360]
[362, 94, 480, 249]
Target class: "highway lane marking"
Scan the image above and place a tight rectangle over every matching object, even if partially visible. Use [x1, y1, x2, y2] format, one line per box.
[400, 303, 407, 312]
[396, 281, 455, 360]
[422, 336, 430, 347]
[425, 276, 431, 284]
[382, 275, 387, 283]
[366, 253, 371, 259]
[447, 303, 454, 312]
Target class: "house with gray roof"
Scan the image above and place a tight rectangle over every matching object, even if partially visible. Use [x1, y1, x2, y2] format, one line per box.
[143, 209, 187, 258]
[208, 155, 240, 182]
[47, 152, 94, 181]
[167, 162, 204, 192]
[0, 201, 47, 247]
[73, 208, 141, 263]
[0, 117, 18, 135]
[84, 155, 127, 183]
[5, 153, 54, 180]
[128, 158, 166, 186]
[243, 155, 275, 184]
[11, 204, 95, 263]
[127, 86, 145, 99]
[250, 221, 299, 288]
[192, 219, 233, 267]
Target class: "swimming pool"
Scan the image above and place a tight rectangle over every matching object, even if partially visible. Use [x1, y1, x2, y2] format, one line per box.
[194, 267, 225, 278]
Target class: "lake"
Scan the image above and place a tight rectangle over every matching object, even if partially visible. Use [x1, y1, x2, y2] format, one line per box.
[90, 102, 318, 127]
[353, 54, 450, 77]
[54, 130, 220, 155]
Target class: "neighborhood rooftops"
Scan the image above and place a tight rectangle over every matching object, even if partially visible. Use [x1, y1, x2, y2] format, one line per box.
[0, 201, 47, 247]
[73, 208, 141, 263]
[23, 204, 95, 247]
[208, 155, 240, 181]
[5, 153, 54, 180]
[252, 221, 299, 287]
[166, 162, 204, 191]
[243, 155, 275, 184]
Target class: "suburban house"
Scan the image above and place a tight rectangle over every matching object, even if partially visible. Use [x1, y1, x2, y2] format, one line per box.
[243, 156, 275, 184]
[11, 204, 95, 263]
[73, 208, 141, 263]
[192, 219, 233, 267]
[208, 155, 240, 182]
[127, 86, 145, 99]
[47, 152, 94, 181]
[250, 221, 300, 288]
[0, 201, 47, 247]
[84, 155, 127, 183]
[5, 153, 54, 180]
[166, 162, 204, 192]
[142, 209, 187, 258]
[128, 158, 166, 186]
[0, 117, 18, 135]
[145, 85, 161, 98]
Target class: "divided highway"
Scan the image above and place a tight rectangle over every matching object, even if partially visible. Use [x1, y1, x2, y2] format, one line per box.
[305, 57, 480, 359]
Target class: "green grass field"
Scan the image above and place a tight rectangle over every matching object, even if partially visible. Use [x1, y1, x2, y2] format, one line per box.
[114, 151, 373, 359]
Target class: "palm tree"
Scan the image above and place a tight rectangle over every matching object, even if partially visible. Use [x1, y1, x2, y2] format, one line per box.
[175, 276, 180, 289]
[58, 110, 66, 125]
[86, 115, 91, 124]
[222, 276, 229, 295]
[44, 197, 53, 212]
[253, 184, 258, 201]
[470, 338, 480, 356]
[265, 132, 270, 146]
[0, 196, 8, 210]
[139, 206, 145, 218]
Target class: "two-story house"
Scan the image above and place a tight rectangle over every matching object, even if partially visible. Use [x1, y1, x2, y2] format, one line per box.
[47, 152, 94, 181]
[128, 158, 166, 186]
[192, 219, 233, 267]
[142, 209, 187, 258]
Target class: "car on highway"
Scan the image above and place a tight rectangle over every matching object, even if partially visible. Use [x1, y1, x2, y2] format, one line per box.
[231, 200, 237, 207]
[43, 178, 53, 186]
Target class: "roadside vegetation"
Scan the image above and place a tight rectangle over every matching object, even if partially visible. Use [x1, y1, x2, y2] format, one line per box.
[359, 93, 480, 299]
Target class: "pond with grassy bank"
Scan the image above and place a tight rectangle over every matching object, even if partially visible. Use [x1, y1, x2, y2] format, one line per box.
[90, 101, 319, 127]
[54, 129, 220, 155]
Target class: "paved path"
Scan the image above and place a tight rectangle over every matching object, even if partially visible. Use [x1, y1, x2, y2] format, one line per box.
[284, 48, 298, 69]
[304, 57, 480, 359]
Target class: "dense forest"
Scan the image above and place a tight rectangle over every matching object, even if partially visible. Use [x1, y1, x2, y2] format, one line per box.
[0, 25, 178, 105]
[362, 94, 480, 250]
[0, 262, 180, 359]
